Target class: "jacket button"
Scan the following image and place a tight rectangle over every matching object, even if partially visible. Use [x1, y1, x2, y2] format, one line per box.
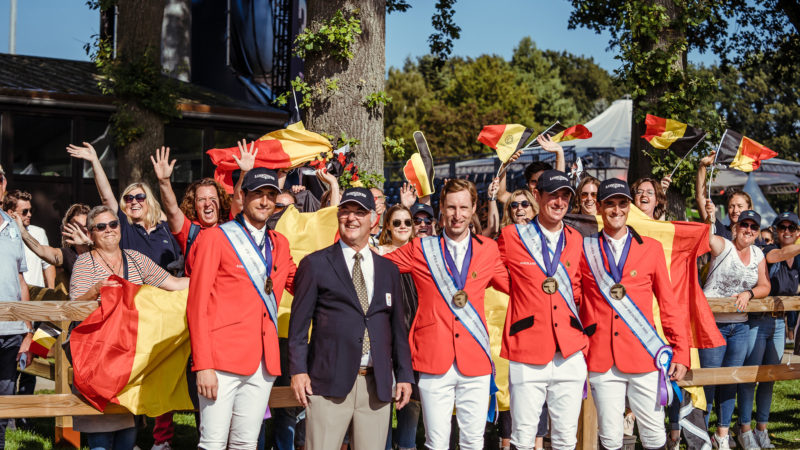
[614, 331, 619, 336]
[553, 305, 557, 310]
[264, 313, 267, 317]
[614, 314, 619, 319]
[554, 323, 558, 327]
[455, 333, 460, 338]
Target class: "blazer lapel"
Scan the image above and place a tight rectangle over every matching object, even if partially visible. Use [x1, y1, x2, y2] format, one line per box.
[326, 244, 361, 306]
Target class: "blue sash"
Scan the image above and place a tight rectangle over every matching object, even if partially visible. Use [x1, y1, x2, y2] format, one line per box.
[219, 221, 278, 333]
[515, 221, 581, 327]
[583, 234, 681, 406]
[420, 235, 498, 422]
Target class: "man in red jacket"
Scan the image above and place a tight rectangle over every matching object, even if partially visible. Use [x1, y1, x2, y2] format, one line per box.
[579, 179, 688, 450]
[187, 168, 296, 449]
[498, 170, 589, 450]
[384, 178, 510, 450]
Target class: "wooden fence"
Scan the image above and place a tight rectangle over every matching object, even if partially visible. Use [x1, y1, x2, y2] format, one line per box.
[0, 297, 798, 448]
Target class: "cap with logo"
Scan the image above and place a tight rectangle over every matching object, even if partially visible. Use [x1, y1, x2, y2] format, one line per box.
[773, 211, 799, 227]
[241, 167, 280, 192]
[597, 178, 632, 202]
[339, 187, 375, 211]
[410, 203, 435, 219]
[736, 210, 762, 226]
[536, 170, 574, 194]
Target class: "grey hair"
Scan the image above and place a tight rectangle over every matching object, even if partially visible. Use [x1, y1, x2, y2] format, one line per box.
[86, 205, 116, 231]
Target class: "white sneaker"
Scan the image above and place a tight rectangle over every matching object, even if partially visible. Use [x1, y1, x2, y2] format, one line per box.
[713, 433, 732, 450]
[754, 429, 774, 448]
[151, 443, 172, 450]
[736, 430, 761, 450]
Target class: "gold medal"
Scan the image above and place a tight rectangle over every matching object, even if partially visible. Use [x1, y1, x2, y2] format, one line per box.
[453, 290, 468, 308]
[542, 277, 559, 295]
[265, 277, 273, 295]
[609, 283, 626, 300]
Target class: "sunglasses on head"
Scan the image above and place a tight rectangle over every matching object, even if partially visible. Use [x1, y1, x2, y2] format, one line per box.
[123, 193, 147, 203]
[510, 201, 531, 209]
[739, 222, 760, 231]
[777, 223, 798, 232]
[414, 216, 432, 225]
[392, 219, 412, 227]
[92, 220, 120, 231]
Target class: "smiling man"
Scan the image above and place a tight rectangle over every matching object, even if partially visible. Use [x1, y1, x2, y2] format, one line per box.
[187, 168, 296, 449]
[579, 179, 689, 450]
[384, 179, 510, 450]
[288, 187, 413, 450]
[497, 170, 589, 450]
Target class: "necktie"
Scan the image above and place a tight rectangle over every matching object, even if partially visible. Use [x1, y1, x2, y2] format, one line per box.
[353, 253, 370, 356]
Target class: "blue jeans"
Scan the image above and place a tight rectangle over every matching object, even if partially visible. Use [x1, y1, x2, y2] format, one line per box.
[738, 314, 785, 425]
[698, 322, 749, 428]
[386, 400, 421, 449]
[85, 427, 137, 450]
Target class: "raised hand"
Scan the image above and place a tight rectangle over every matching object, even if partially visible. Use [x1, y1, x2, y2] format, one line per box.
[315, 168, 337, 187]
[400, 182, 417, 208]
[537, 134, 563, 154]
[661, 176, 672, 192]
[150, 146, 176, 181]
[700, 151, 717, 167]
[233, 140, 258, 172]
[63, 223, 92, 247]
[488, 177, 500, 200]
[66, 142, 99, 162]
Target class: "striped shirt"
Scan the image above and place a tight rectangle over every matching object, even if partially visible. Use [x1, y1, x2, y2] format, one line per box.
[69, 249, 169, 301]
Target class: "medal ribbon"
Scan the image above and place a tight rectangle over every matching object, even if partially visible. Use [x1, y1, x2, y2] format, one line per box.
[236, 214, 273, 278]
[600, 231, 632, 283]
[583, 234, 682, 406]
[532, 218, 565, 278]
[442, 234, 472, 290]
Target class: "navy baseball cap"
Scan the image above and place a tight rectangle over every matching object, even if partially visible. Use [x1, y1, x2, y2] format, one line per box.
[410, 203, 435, 218]
[736, 210, 761, 226]
[536, 170, 575, 194]
[597, 178, 632, 202]
[773, 211, 799, 227]
[241, 168, 280, 192]
[339, 187, 375, 210]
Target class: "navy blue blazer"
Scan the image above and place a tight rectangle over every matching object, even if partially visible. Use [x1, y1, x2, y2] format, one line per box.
[288, 243, 414, 403]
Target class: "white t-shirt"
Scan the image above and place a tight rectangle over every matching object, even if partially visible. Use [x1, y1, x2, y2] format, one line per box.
[23, 225, 51, 288]
[703, 239, 763, 323]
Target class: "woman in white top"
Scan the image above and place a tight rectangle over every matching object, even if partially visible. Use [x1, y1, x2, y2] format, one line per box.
[700, 203, 770, 450]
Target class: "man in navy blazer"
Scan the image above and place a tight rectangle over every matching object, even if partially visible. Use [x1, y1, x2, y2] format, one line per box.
[289, 187, 413, 450]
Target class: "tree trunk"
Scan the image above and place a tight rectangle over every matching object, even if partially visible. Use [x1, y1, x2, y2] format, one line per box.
[305, 0, 386, 186]
[115, 0, 167, 190]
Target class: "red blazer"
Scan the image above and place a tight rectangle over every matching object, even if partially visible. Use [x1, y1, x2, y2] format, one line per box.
[579, 228, 690, 374]
[187, 226, 296, 376]
[498, 223, 588, 365]
[384, 234, 510, 377]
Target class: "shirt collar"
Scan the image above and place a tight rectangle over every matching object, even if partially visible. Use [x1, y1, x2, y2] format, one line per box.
[603, 228, 629, 245]
[339, 240, 371, 260]
[443, 230, 470, 251]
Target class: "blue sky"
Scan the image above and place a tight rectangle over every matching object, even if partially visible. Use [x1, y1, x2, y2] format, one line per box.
[0, 0, 718, 72]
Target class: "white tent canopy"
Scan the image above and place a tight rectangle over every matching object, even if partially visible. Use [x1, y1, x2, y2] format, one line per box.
[568, 98, 632, 157]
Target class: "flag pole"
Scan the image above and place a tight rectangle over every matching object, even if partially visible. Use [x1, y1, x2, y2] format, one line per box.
[668, 132, 707, 179]
[708, 130, 727, 200]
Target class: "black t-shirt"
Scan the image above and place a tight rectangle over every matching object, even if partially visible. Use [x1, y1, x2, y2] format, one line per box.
[763, 244, 800, 296]
[714, 218, 733, 241]
[61, 246, 79, 279]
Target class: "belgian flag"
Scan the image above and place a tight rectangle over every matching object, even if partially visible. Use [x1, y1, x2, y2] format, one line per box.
[716, 129, 777, 172]
[477, 124, 534, 163]
[403, 131, 436, 196]
[540, 121, 593, 143]
[642, 114, 706, 156]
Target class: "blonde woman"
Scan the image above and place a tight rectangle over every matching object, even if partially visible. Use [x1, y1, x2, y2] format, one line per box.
[572, 176, 600, 215]
[67, 142, 180, 270]
[375, 205, 415, 255]
[500, 189, 536, 228]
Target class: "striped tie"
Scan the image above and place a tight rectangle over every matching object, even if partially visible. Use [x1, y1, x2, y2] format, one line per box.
[353, 253, 370, 355]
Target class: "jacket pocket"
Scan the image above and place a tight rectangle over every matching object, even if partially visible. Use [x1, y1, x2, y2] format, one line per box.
[509, 315, 534, 336]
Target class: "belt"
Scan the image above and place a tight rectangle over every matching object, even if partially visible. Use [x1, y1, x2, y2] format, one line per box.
[750, 311, 785, 319]
[358, 366, 373, 376]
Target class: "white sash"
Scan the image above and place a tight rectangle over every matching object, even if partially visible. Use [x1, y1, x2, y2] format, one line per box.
[583, 234, 679, 406]
[515, 223, 581, 326]
[220, 221, 278, 333]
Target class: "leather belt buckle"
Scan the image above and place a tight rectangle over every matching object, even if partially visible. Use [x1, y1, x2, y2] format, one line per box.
[358, 366, 373, 376]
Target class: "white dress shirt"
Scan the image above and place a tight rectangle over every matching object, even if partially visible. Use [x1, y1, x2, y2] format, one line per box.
[23, 225, 51, 287]
[243, 218, 271, 256]
[602, 229, 630, 261]
[538, 220, 564, 253]
[443, 231, 471, 272]
[339, 240, 375, 367]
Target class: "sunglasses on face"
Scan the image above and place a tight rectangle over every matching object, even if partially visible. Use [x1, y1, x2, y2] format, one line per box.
[20, 208, 33, 216]
[580, 192, 597, 199]
[510, 201, 531, 209]
[777, 224, 798, 232]
[414, 217, 433, 225]
[123, 193, 147, 203]
[635, 189, 655, 196]
[739, 222, 760, 231]
[92, 220, 120, 232]
[392, 219, 413, 227]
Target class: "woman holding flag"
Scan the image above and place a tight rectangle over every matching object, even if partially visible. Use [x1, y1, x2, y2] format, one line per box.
[701, 202, 770, 450]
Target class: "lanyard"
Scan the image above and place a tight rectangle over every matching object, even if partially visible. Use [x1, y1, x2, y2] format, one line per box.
[601, 232, 632, 283]
[236, 214, 273, 277]
[533, 218, 565, 278]
[442, 235, 472, 290]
